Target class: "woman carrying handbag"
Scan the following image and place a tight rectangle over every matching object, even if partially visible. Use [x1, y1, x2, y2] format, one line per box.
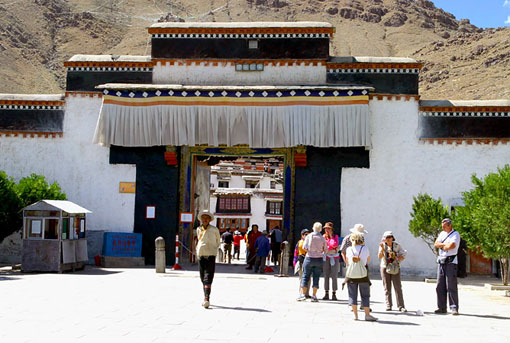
[345, 232, 378, 321]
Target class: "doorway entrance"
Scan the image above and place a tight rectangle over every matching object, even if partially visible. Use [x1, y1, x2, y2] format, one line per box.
[178, 146, 294, 264]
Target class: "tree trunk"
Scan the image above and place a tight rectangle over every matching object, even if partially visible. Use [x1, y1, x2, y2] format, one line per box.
[500, 258, 509, 286]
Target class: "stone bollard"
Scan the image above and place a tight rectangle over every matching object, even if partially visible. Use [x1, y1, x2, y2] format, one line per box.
[155, 236, 166, 273]
[276, 241, 290, 277]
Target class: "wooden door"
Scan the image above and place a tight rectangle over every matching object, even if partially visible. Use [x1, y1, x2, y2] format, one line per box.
[469, 250, 492, 274]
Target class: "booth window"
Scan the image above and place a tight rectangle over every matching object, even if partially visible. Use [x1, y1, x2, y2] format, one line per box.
[27, 219, 43, 238]
[79, 218, 86, 238]
[44, 219, 59, 239]
[62, 218, 69, 239]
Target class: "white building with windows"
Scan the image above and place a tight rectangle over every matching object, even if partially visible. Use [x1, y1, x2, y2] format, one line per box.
[209, 158, 283, 233]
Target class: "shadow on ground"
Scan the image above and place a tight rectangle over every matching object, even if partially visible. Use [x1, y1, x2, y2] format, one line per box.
[210, 304, 271, 312]
[376, 319, 420, 326]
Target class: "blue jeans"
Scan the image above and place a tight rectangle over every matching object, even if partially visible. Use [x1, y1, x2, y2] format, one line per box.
[301, 257, 323, 289]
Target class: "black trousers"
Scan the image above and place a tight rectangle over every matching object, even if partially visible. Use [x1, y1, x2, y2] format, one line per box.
[436, 263, 459, 310]
[272, 244, 281, 264]
[199, 256, 216, 286]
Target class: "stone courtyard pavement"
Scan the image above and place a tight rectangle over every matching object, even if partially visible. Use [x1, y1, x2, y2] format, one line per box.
[0, 263, 508, 343]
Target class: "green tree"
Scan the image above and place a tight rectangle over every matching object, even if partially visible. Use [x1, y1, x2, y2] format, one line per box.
[16, 173, 67, 208]
[409, 193, 450, 255]
[0, 172, 67, 243]
[0, 171, 23, 242]
[454, 165, 510, 285]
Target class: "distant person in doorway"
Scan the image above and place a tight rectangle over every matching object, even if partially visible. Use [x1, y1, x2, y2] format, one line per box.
[434, 218, 460, 315]
[254, 230, 271, 273]
[457, 239, 468, 278]
[322, 222, 340, 301]
[270, 226, 283, 266]
[221, 228, 234, 264]
[297, 222, 327, 302]
[233, 230, 244, 260]
[293, 228, 311, 298]
[244, 227, 252, 261]
[378, 231, 407, 312]
[196, 210, 221, 309]
[246, 224, 262, 270]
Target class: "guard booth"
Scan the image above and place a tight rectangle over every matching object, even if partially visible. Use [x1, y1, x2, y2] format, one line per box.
[22, 200, 91, 272]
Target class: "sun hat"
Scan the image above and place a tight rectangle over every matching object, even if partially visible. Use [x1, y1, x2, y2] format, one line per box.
[324, 222, 334, 230]
[349, 223, 368, 234]
[199, 210, 214, 221]
[382, 231, 394, 239]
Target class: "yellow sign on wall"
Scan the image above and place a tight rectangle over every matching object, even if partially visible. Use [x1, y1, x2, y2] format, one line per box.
[119, 182, 136, 193]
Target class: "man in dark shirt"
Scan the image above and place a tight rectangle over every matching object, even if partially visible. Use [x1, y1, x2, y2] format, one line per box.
[246, 224, 262, 269]
[221, 228, 234, 264]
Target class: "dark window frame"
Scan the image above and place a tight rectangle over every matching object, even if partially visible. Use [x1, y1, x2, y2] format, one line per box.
[216, 195, 251, 214]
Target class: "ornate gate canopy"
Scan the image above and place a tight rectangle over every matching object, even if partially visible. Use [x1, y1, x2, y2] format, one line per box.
[94, 84, 371, 148]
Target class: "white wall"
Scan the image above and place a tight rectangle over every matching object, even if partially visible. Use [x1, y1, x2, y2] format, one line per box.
[341, 97, 510, 276]
[153, 62, 325, 85]
[0, 94, 136, 233]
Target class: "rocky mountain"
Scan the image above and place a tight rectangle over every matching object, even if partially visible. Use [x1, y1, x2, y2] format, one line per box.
[0, 0, 508, 99]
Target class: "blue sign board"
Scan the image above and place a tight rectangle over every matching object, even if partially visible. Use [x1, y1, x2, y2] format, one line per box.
[103, 232, 142, 257]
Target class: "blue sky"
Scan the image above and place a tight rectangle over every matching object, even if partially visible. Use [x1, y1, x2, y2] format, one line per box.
[431, 0, 510, 28]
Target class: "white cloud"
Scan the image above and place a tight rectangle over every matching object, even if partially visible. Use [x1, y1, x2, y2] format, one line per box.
[504, 0, 510, 8]
[506, 16, 510, 25]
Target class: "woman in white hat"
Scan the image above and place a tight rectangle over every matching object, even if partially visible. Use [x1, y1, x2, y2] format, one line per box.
[378, 231, 407, 312]
[196, 210, 221, 309]
[340, 223, 368, 266]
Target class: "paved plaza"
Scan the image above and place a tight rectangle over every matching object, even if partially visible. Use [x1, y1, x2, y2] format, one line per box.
[1, 262, 509, 343]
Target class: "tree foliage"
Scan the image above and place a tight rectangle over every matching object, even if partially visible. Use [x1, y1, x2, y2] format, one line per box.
[0, 172, 67, 242]
[16, 174, 67, 208]
[0, 171, 23, 241]
[454, 165, 510, 285]
[409, 193, 450, 255]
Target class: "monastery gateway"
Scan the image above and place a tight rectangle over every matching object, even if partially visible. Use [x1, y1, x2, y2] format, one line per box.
[1, 22, 508, 275]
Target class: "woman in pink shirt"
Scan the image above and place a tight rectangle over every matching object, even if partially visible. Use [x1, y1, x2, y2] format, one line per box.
[322, 222, 340, 300]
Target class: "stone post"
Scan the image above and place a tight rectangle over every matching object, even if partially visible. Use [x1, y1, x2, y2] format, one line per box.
[155, 236, 166, 273]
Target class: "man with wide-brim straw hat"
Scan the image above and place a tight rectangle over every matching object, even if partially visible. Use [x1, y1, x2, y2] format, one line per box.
[196, 210, 220, 309]
[340, 224, 368, 265]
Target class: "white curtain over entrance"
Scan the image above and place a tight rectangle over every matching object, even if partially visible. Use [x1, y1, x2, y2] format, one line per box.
[93, 103, 370, 148]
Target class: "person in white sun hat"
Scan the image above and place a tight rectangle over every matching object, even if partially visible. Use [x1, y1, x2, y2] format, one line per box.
[196, 210, 220, 309]
[340, 223, 368, 265]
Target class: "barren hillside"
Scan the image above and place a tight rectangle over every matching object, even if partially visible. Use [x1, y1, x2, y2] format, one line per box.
[0, 0, 508, 99]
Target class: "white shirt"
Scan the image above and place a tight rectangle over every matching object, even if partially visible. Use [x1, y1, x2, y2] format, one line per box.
[346, 245, 370, 265]
[437, 230, 460, 264]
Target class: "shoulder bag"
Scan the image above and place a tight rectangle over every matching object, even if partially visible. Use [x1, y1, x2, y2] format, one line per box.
[346, 246, 368, 279]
